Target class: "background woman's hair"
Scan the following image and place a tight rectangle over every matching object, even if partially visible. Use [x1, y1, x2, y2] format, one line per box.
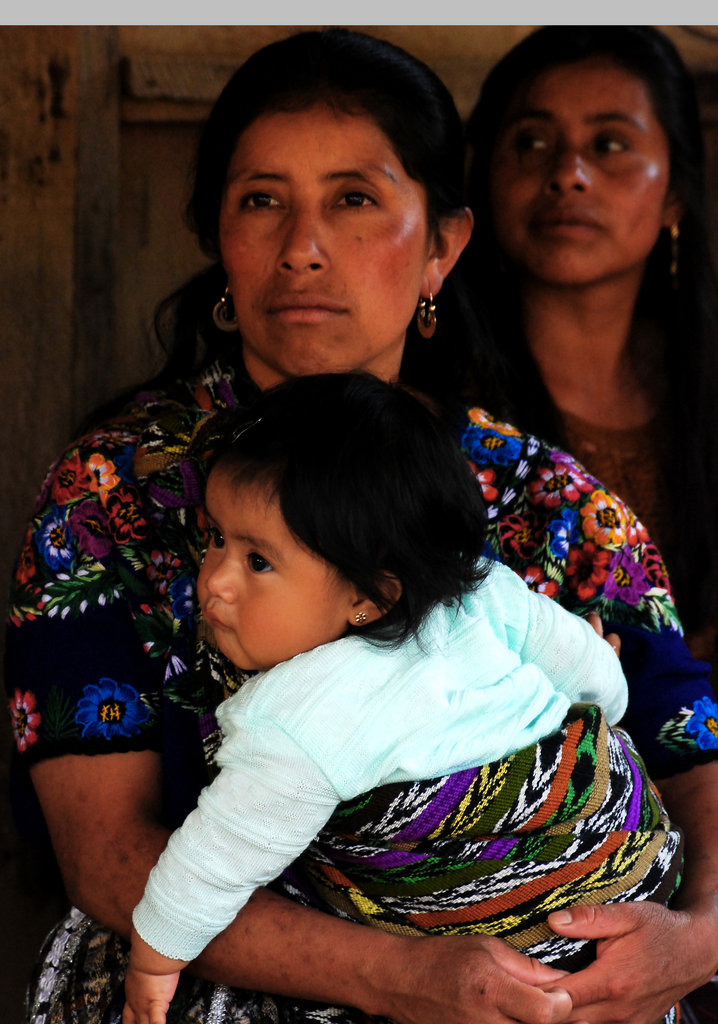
[203, 372, 490, 644]
[465, 25, 718, 632]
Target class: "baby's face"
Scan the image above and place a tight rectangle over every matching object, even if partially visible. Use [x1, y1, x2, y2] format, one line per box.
[197, 466, 361, 671]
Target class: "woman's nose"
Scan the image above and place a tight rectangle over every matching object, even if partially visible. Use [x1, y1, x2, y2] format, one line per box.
[278, 209, 326, 272]
[545, 147, 592, 194]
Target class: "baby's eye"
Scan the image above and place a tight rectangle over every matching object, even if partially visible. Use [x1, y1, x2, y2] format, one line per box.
[208, 526, 225, 549]
[248, 552, 272, 573]
[339, 191, 375, 207]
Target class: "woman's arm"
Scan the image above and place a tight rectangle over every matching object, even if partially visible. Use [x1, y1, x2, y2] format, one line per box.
[31, 751, 573, 1024]
[548, 760, 718, 1023]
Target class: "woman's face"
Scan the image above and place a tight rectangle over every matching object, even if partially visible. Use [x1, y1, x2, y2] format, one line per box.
[218, 104, 461, 390]
[488, 57, 681, 290]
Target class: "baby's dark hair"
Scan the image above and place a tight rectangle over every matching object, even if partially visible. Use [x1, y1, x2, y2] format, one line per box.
[205, 373, 490, 644]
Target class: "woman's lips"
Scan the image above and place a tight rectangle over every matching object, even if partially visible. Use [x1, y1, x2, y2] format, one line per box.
[530, 208, 603, 236]
[267, 294, 348, 324]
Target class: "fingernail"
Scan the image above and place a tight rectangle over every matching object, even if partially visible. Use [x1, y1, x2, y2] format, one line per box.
[550, 910, 572, 925]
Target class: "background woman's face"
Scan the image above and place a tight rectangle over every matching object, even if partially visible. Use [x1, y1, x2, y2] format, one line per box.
[488, 57, 679, 290]
[218, 104, 436, 390]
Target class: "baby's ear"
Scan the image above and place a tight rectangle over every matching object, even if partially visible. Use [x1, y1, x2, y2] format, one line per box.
[349, 574, 403, 628]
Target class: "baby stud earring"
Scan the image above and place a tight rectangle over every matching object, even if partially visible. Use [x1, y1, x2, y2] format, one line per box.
[355, 611, 368, 624]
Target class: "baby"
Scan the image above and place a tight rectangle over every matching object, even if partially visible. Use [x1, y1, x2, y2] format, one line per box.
[123, 372, 682, 1024]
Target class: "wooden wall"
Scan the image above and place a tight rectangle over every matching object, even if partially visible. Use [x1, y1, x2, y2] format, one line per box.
[2, 24, 718, 1021]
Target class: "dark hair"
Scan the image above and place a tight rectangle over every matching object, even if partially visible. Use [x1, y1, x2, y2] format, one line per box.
[143, 28, 493, 412]
[465, 26, 718, 632]
[203, 372, 490, 644]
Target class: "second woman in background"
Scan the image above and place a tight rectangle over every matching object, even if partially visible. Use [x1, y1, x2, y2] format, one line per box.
[466, 24, 718, 669]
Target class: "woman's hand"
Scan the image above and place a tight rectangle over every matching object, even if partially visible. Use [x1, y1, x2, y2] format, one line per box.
[549, 901, 713, 1023]
[585, 612, 621, 659]
[368, 933, 573, 1024]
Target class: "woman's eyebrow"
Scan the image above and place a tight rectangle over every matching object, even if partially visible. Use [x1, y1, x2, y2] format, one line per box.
[507, 107, 646, 131]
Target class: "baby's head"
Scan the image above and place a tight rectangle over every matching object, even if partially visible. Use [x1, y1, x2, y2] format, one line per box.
[198, 372, 489, 669]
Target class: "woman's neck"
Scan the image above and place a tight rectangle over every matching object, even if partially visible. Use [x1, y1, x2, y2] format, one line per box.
[520, 276, 658, 430]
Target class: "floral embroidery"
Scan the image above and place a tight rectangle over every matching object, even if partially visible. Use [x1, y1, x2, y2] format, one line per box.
[146, 550, 183, 596]
[68, 500, 113, 559]
[498, 512, 540, 562]
[604, 546, 651, 605]
[9, 689, 41, 752]
[87, 453, 121, 498]
[685, 696, 718, 750]
[51, 452, 93, 505]
[565, 541, 612, 602]
[462, 426, 523, 466]
[548, 508, 579, 559]
[581, 490, 627, 547]
[35, 504, 75, 572]
[523, 566, 560, 599]
[105, 487, 150, 544]
[527, 462, 593, 508]
[75, 678, 150, 739]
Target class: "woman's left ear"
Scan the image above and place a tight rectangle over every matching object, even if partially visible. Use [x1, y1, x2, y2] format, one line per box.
[423, 207, 474, 298]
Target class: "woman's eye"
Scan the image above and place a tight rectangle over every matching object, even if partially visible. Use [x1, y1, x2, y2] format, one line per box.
[208, 526, 225, 549]
[248, 551, 272, 573]
[241, 192, 279, 209]
[340, 191, 374, 207]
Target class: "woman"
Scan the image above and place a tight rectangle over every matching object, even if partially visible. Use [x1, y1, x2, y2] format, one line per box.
[4, 27, 718, 1024]
[465, 25, 718, 671]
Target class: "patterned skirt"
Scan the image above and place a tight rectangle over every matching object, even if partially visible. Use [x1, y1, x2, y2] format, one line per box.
[24, 704, 682, 1023]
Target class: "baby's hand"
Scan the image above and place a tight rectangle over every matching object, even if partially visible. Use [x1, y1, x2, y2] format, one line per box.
[586, 611, 621, 658]
[122, 964, 180, 1024]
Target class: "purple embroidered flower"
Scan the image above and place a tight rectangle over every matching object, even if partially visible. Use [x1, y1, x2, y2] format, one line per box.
[686, 696, 718, 750]
[76, 678, 150, 739]
[68, 500, 113, 559]
[35, 504, 75, 571]
[603, 546, 651, 605]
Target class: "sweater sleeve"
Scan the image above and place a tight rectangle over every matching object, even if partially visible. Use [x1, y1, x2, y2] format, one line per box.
[132, 702, 341, 961]
[521, 587, 628, 724]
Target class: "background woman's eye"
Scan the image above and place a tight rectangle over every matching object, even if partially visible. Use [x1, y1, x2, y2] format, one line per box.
[208, 526, 225, 549]
[248, 552, 272, 572]
[515, 130, 548, 153]
[595, 134, 626, 154]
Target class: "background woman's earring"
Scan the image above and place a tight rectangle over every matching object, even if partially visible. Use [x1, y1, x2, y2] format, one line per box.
[670, 223, 680, 288]
[416, 294, 437, 339]
[354, 611, 368, 625]
[212, 286, 239, 332]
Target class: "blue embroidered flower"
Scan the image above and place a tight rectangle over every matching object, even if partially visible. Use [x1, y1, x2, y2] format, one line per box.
[461, 427, 523, 466]
[76, 678, 150, 739]
[548, 508, 579, 558]
[35, 504, 75, 571]
[686, 696, 718, 750]
[170, 575, 195, 624]
[112, 444, 137, 484]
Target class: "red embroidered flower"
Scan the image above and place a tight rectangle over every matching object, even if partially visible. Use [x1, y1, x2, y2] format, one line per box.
[523, 565, 560, 599]
[51, 451, 94, 505]
[565, 541, 612, 601]
[146, 549, 183, 596]
[9, 689, 41, 752]
[468, 462, 499, 502]
[527, 462, 593, 508]
[14, 527, 37, 586]
[105, 487, 149, 544]
[498, 512, 540, 562]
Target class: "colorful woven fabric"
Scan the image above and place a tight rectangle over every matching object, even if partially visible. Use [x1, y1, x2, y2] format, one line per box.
[277, 703, 683, 969]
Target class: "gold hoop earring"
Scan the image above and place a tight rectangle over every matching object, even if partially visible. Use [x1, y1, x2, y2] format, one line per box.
[669, 223, 680, 288]
[354, 611, 368, 625]
[416, 294, 436, 339]
[212, 286, 239, 332]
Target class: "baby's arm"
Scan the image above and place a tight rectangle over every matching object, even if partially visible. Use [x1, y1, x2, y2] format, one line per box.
[521, 586, 628, 723]
[123, 929, 187, 1024]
